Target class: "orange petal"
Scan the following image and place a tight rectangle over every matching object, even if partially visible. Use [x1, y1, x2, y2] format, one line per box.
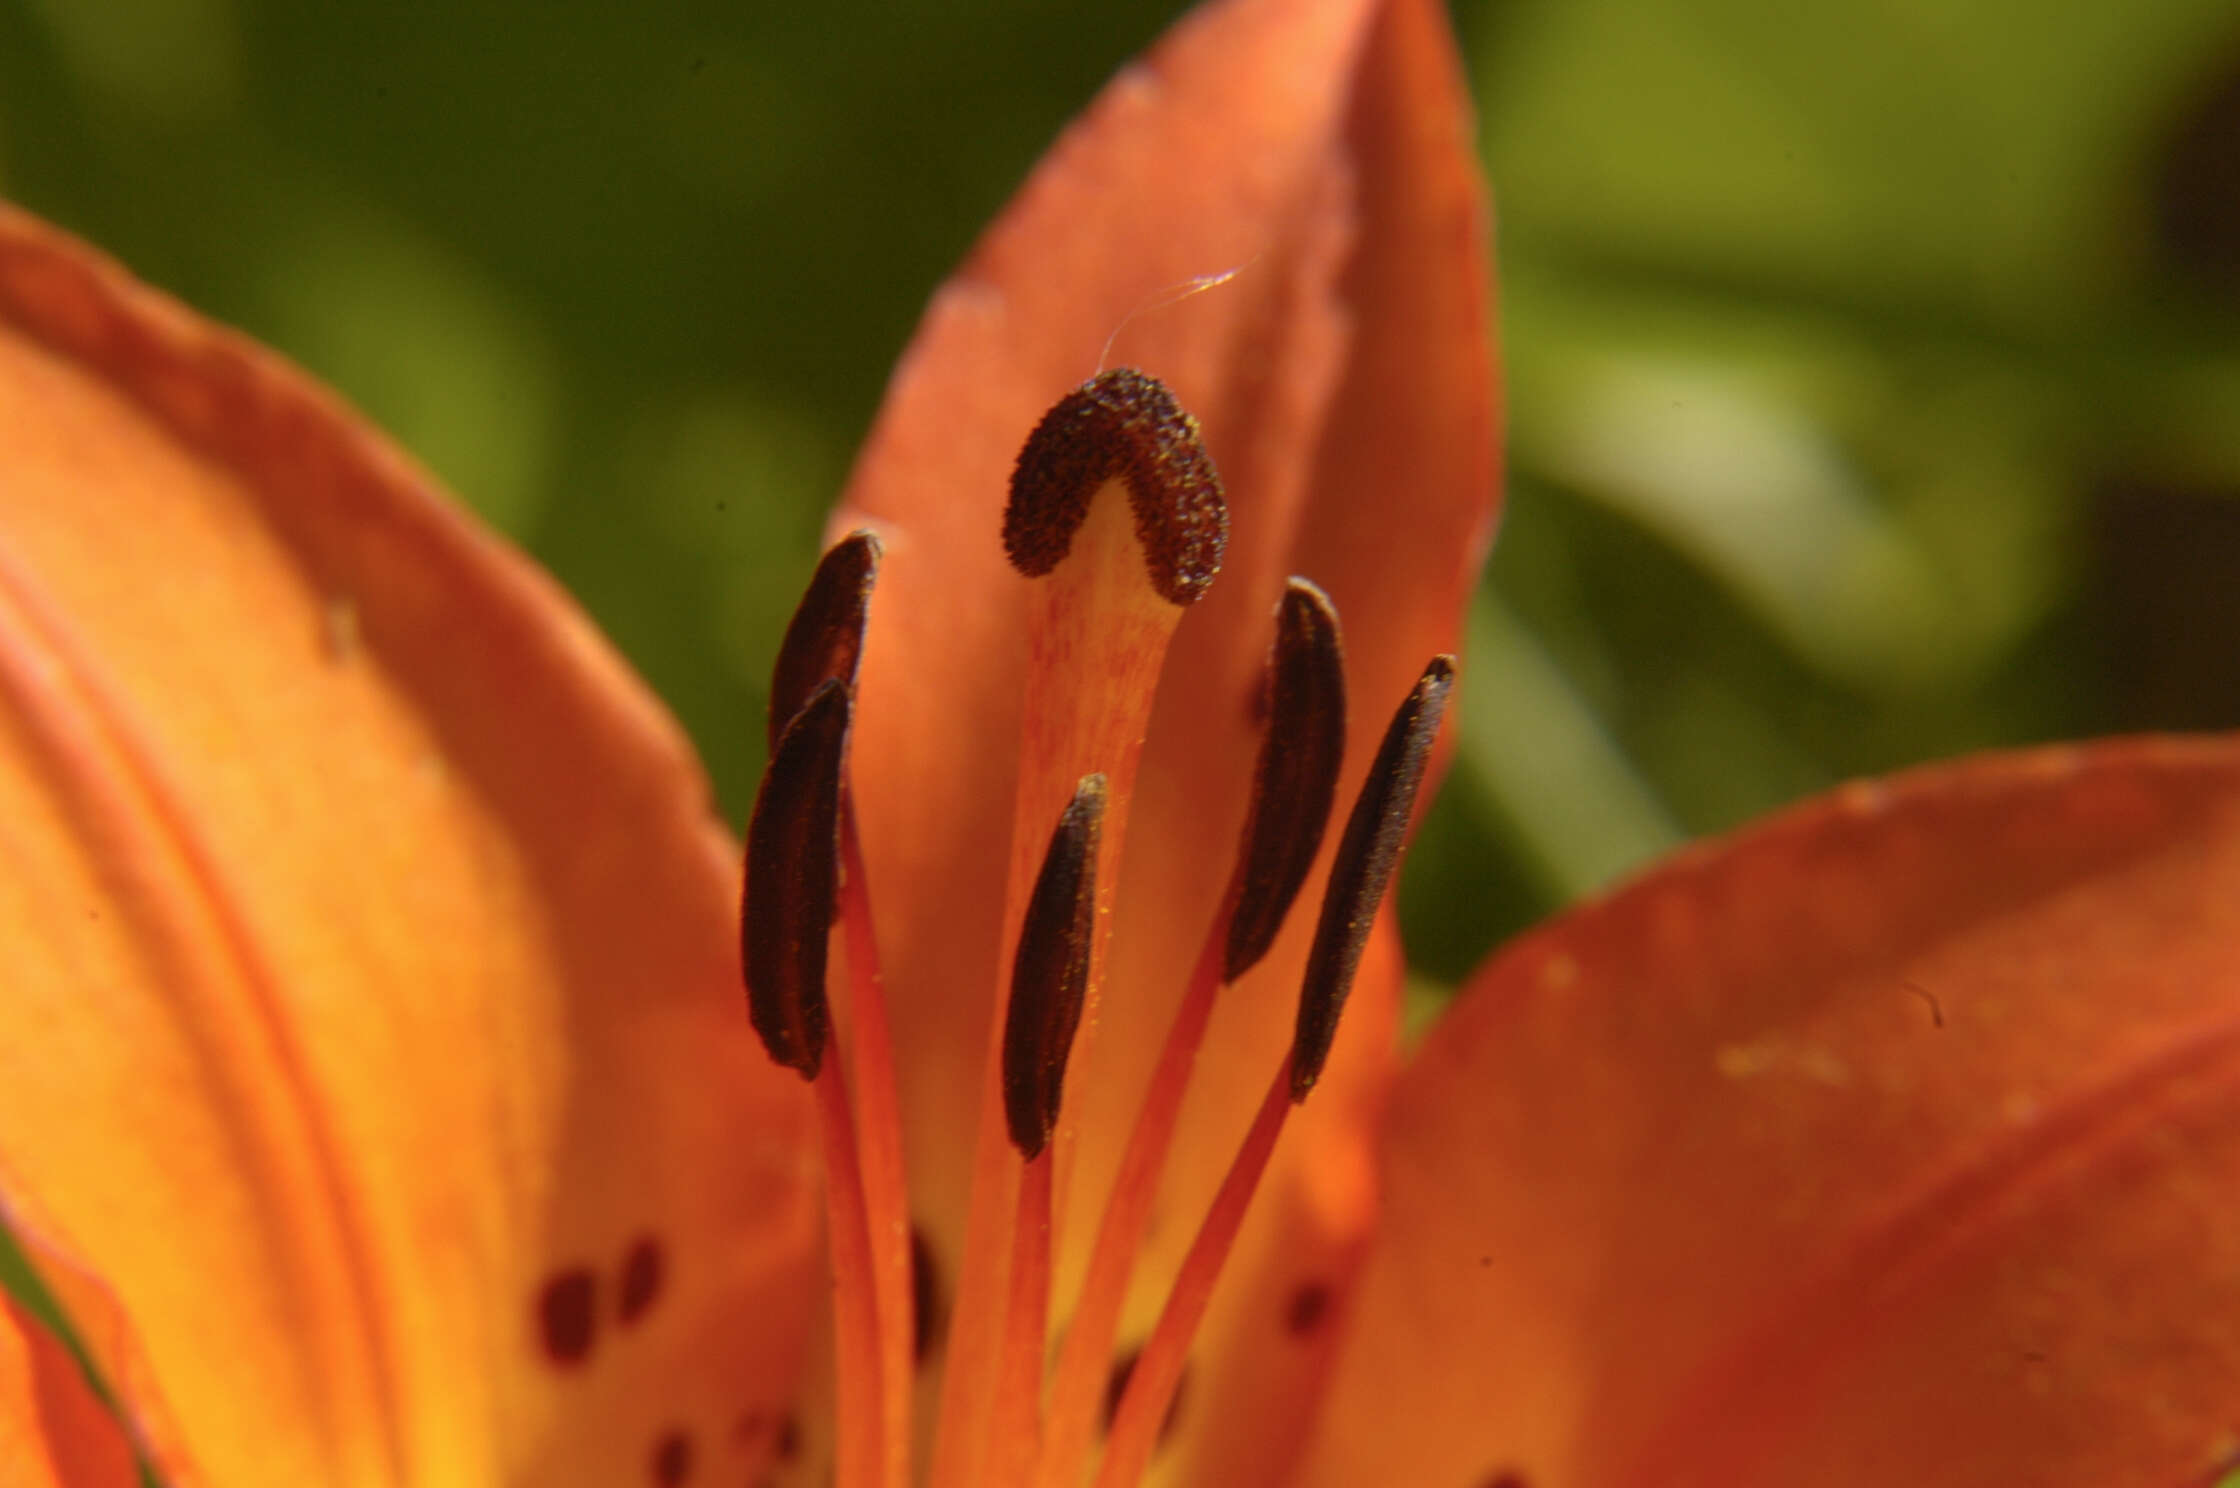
[829, 0, 1492, 1470]
[0, 1297, 139, 1488]
[0, 207, 819, 1487]
[1299, 738, 2240, 1488]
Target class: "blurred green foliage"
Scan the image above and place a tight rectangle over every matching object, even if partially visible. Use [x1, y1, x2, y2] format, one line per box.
[5, 0, 2239, 999]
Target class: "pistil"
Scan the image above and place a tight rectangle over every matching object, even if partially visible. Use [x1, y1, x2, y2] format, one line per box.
[931, 371, 1226, 1488]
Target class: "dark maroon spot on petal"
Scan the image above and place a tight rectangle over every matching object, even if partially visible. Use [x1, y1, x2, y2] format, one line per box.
[1477, 1471, 1529, 1488]
[910, 1224, 945, 1366]
[618, 1234, 665, 1326]
[535, 1268, 597, 1366]
[1283, 1279, 1332, 1337]
[650, 1428, 693, 1486]
[773, 1413, 802, 1462]
[1101, 1345, 1189, 1449]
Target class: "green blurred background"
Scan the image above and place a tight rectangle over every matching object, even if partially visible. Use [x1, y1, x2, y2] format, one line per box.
[6, 0, 2240, 995]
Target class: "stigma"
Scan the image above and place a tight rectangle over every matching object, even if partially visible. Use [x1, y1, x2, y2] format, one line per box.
[742, 369, 1452, 1488]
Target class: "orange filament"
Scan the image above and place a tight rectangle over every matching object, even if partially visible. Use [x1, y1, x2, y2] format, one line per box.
[929, 1074, 1022, 1488]
[1037, 903, 1231, 1488]
[839, 799, 913, 1488]
[1092, 1058, 1296, 1488]
[810, 1054, 889, 1488]
[990, 1150, 1056, 1486]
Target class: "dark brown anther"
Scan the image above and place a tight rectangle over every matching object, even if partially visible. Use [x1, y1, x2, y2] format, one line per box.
[742, 679, 850, 1079]
[1002, 775, 1108, 1158]
[1101, 1345, 1191, 1448]
[910, 1225, 945, 1366]
[1290, 656, 1455, 1102]
[768, 529, 881, 748]
[1223, 578, 1347, 981]
[1003, 368, 1228, 605]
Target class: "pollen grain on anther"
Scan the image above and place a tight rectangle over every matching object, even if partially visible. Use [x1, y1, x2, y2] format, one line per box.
[768, 529, 880, 744]
[742, 678, 850, 1079]
[1292, 655, 1455, 1102]
[1002, 774, 1108, 1159]
[1224, 578, 1347, 981]
[1003, 368, 1227, 605]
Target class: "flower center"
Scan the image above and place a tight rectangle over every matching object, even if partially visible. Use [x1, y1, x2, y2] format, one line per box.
[742, 369, 1452, 1488]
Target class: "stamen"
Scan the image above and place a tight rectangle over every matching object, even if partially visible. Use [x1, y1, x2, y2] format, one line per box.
[769, 530, 913, 1485]
[742, 680, 848, 1077]
[1223, 579, 1350, 980]
[1095, 655, 1453, 1488]
[1003, 775, 1107, 1161]
[933, 370, 1227, 1488]
[1037, 579, 1347, 1488]
[992, 775, 1105, 1487]
[1291, 654, 1455, 1102]
[741, 678, 885, 1486]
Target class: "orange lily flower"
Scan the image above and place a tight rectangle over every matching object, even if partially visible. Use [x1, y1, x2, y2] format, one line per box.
[4, 0, 2239, 1486]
